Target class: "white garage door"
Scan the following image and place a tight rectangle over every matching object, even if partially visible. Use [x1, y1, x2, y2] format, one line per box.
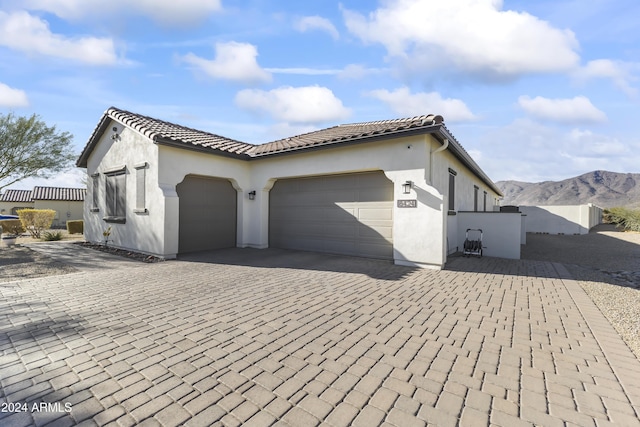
[270, 171, 393, 259]
[177, 176, 236, 253]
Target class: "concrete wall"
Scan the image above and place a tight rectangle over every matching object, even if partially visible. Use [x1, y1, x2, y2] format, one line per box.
[34, 200, 84, 228]
[520, 204, 603, 235]
[457, 212, 523, 259]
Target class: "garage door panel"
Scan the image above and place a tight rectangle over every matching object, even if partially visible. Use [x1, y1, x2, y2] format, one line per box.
[358, 187, 394, 202]
[270, 171, 393, 259]
[177, 176, 236, 253]
[358, 207, 393, 220]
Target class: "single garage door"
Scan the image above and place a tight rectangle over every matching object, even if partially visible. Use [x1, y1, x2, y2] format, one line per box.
[270, 171, 393, 259]
[177, 176, 236, 253]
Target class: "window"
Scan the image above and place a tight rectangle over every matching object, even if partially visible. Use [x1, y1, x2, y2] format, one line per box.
[134, 163, 148, 214]
[90, 173, 100, 212]
[483, 191, 487, 212]
[448, 168, 456, 212]
[474, 185, 479, 212]
[104, 167, 126, 223]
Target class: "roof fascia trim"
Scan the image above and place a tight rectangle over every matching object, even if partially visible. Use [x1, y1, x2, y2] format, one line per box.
[436, 127, 503, 196]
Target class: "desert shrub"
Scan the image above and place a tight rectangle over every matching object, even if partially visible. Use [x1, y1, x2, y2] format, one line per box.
[66, 220, 84, 234]
[0, 219, 25, 236]
[604, 207, 640, 232]
[17, 209, 56, 239]
[42, 231, 63, 241]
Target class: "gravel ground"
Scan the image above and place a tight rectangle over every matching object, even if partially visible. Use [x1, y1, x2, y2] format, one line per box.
[522, 224, 640, 359]
[0, 245, 77, 282]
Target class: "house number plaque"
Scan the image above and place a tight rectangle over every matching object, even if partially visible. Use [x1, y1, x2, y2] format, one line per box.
[397, 199, 417, 208]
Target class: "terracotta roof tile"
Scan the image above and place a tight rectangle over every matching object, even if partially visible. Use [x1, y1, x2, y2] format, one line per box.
[0, 189, 33, 203]
[248, 115, 443, 156]
[107, 108, 255, 155]
[32, 187, 86, 201]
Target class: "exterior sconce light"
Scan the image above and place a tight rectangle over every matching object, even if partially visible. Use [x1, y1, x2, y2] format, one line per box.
[402, 181, 413, 194]
[111, 126, 120, 141]
[248, 191, 256, 200]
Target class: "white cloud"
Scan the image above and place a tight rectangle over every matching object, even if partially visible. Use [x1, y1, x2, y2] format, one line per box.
[235, 86, 351, 124]
[294, 16, 339, 40]
[0, 11, 119, 65]
[573, 59, 638, 97]
[182, 42, 272, 85]
[337, 64, 387, 80]
[0, 83, 29, 107]
[477, 119, 638, 182]
[265, 67, 342, 76]
[368, 87, 477, 122]
[518, 95, 607, 124]
[343, 0, 580, 81]
[19, 0, 222, 26]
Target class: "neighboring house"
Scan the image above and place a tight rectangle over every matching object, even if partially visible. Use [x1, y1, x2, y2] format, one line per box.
[77, 107, 504, 269]
[0, 187, 86, 227]
[0, 189, 34, 215]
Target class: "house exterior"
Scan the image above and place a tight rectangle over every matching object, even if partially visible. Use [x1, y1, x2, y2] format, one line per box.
[77, 107, 503, 269]
[0, 189, 34, 215]
[0, 187, 86, 227]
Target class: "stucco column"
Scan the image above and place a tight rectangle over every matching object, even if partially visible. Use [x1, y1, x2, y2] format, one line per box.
[159, 183, 179, 258]
[384, 171, 445, 269]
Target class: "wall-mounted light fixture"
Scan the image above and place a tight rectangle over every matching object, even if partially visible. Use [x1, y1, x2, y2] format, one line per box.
[402, 181, 413, 194]
[111, 126, 120, 141]
[248, 190, 256, 200]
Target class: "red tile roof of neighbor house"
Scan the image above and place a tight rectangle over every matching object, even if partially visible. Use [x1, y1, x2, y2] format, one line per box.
[32, 187, 86, 201]
[76, 107, 502, 195]
[0, 189, 34, 203]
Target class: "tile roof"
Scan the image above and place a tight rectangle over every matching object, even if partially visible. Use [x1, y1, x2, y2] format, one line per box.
[76, 107, 501, 195]
[249, 115, 444, 156]
[0, 189, 33, 203]
[32, 187, 86, 201]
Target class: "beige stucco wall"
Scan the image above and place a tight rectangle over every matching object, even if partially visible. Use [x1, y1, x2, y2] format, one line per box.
[33, 200, 84, 228]
[520, 204, 603, 235]
[0, 201, 34, 216]
[85, 123, 501, 268]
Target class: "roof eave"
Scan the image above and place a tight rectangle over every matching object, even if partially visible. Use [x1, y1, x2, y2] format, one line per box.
[154, 137, 251, 161]
[436, 127, 503, 197]
[76, 112, 113, 168]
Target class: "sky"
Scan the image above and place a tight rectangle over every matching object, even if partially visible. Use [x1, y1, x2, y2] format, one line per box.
[1, 0, 639, 191]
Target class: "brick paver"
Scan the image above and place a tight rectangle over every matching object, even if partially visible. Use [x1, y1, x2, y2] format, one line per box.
[1, 247, 639, 426]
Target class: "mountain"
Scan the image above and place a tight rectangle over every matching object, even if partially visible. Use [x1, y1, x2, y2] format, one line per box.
[496, 170, 640, 208]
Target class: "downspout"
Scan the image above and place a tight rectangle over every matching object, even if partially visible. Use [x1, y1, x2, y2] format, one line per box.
[429, 137, 449, 185]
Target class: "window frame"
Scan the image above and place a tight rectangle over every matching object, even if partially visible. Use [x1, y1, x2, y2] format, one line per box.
[103, 166, 127, 223]
[448, 168, 457, 213]
[134, 162, 149, 214]
[90, 173, 100, 212]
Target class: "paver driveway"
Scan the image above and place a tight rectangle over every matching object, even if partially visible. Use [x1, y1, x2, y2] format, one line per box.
[1, 247, 639, 426]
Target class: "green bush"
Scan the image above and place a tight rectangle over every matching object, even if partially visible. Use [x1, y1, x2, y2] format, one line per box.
[66, 220, 84, 234]
[42, 231, 63, 241]
[17, 209, 56, 239]
[0, 219, 25, 236]
[603, 207, 640, 232]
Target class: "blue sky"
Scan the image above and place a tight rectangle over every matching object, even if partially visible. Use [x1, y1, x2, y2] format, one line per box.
[1, 0, 639, 191]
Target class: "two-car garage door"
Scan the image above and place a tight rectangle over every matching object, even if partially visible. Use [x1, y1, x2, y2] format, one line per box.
[269, 171, 394, 259]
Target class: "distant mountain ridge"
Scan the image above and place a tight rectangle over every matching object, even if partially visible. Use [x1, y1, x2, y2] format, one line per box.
[496, 170, 640, 208]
